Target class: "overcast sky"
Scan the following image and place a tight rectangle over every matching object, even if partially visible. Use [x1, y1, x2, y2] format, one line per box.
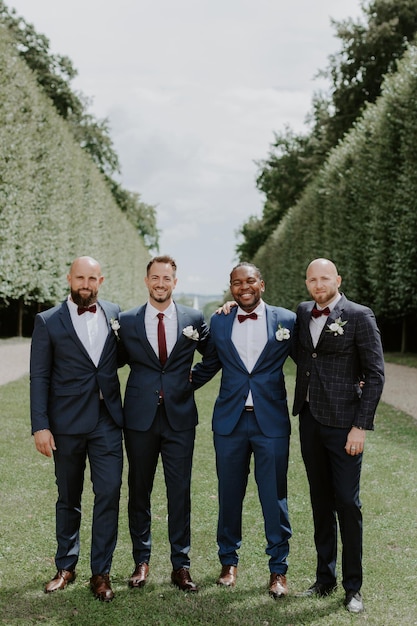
[8, 0, 362, 296]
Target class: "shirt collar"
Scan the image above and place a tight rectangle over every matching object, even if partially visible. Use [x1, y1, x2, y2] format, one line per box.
[324, 293, 342, 312]
[147, 300, 176, 319]
[236, 299, 265, 318]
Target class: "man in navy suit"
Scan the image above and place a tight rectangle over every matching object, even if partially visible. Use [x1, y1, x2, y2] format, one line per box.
[30, 256, 123, 601]
[293, 258, 384, 614]
[119, 255, 211, 592]
[192, 262, 295, 599]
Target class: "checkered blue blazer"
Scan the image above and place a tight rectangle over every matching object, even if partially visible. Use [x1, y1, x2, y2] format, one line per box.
[292, 294, 384, 429]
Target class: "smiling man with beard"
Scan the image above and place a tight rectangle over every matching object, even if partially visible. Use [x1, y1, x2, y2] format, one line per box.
[292, 258, 384, 614]
[30, 256, 123, 602]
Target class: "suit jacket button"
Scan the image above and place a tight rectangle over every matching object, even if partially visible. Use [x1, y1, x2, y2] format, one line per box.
[306, 371, 310, 377]
[312, 352, 317, 358]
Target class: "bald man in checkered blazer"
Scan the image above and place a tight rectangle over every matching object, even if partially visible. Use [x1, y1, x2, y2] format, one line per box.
[292, 259, 384, 615]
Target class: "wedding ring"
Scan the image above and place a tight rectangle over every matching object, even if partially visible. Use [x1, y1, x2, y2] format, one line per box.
[351, 446, 356, 450]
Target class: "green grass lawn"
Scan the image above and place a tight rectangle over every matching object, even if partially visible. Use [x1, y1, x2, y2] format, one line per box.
[0, 362, 416, 625]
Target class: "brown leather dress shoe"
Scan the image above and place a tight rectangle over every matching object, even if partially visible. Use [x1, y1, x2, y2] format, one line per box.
[90, 573, 114, 601]
[269, 573, 288, 599]
[217, 565, 237, 587]
[129, 562, 149, 588]
[44, 569, 76, 593]
[171, 567, 198, 592]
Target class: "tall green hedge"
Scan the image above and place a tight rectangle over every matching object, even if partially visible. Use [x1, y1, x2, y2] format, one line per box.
[254, 43, 417, 332]
[0, 30, 150, 312]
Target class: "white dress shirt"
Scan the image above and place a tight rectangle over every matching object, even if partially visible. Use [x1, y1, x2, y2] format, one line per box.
[306, 293, 342, 402]
[145, 301, 177, 360]
[231, 300, 267, 406]
[309, 293, 342, 348]
[67, 297, 108, 366]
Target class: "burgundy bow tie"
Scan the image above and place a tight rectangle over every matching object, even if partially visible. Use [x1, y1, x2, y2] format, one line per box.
[77, 304, 97, 315]
[311, 306, 330, 318]
[238, 312, 258, 323]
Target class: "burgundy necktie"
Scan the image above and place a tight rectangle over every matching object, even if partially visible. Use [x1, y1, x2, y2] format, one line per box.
[77, 304, 97, 315]
[311, 306, 330, 318]
[238, 312, 258, 323]
[157, 312, 168, 366]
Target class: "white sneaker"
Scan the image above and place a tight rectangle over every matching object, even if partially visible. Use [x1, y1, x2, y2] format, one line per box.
[345, 591, 364, 613]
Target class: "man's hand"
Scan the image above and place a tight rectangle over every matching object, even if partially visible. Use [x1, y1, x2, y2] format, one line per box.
[345, 426, 366, 456]
[34, 429, 56, 458]
[215, 301, 237, 315]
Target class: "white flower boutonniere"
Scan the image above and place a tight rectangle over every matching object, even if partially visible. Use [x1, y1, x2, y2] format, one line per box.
[183, 325, 199, 341]
[110, 317, 120, 340]
[275, 324, 291, 341]
[326, 317, 347, 336]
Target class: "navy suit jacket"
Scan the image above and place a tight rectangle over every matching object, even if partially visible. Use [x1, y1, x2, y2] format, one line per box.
[192, 304, 296, 438]
[119, 303, 211, 432]
[30, 299, 123, 435]
[292, 294, 385, 429]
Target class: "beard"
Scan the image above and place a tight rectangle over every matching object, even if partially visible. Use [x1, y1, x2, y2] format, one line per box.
[71, 288, 98, 308]
[149, 288, 172, 304]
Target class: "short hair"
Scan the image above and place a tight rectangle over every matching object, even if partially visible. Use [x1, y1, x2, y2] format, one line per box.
[146, 255, 177, 276]
[229, 262, 263, 283]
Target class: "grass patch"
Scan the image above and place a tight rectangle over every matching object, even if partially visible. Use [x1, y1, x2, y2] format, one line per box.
[384, 352, 417, 368]
[0, 363, 416, 625]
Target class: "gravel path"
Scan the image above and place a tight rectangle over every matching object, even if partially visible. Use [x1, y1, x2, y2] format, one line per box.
[381, 362, 417, 420]
[0, 340, 416, 421]
[0, 338, 31, 386]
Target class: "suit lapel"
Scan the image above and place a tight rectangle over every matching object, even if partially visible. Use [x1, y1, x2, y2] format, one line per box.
[59, 301, 92, 361]
[136, 305, 161, 365]
[167, 305, 189, 363]
[315, 294, 346, 347]
[301, 305, 315, 349]
[224, 309, 248, 372]
[251, 306, 277, 370]
[329, 295, 346, 322]
[98, 300, 114, 354]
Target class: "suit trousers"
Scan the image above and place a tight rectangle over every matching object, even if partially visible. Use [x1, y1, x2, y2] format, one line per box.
[214, 409, 291, 574]
[124, 405, 195, 570]
[53, 403, 123, 575]
[299, 402, 363, 593]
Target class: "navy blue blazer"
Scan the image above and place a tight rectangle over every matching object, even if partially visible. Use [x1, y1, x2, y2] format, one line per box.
[292, 294, 385, 429]
[30, 299, 123, 435]
[192, 304, 296, 438]
[119, 303, 211, 432]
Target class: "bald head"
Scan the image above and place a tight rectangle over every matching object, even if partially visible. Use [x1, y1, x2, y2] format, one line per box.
[306, 258, 339, 277]
[67, 256, 104, 307]
[69, 256, 101, 276]
[305, 258, 341, 308]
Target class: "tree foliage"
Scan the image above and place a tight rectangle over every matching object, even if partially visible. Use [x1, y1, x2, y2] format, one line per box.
[252, 43, 417, 349]
[0, 30, 150, 319]
[0, 0, 159, 251]
[324, 0, 417, 144]
[237, 0, 417, 263]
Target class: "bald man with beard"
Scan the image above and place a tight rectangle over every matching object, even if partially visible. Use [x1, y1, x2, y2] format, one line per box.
[292, 258, 384, 614]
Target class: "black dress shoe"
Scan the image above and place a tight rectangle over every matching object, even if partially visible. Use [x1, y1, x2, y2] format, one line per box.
[171, 568, 198, 592]
[344, 590, 364, 613]
[90, 573, 114, 601]
[44, 569, 76, 593]
[302, 581, 337, 597]
[129, 562, 149, 588]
